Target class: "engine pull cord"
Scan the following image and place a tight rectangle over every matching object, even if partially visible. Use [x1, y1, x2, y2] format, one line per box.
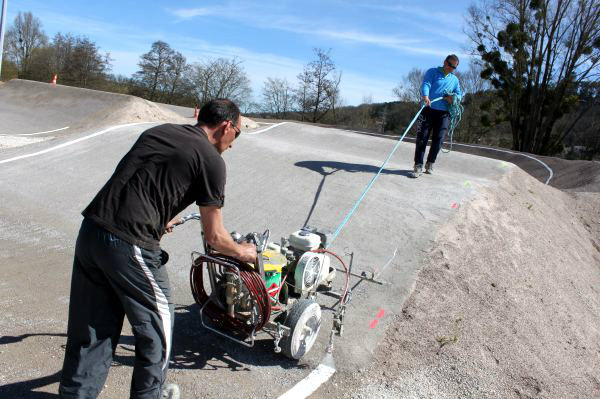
[328, 97, 444, 246]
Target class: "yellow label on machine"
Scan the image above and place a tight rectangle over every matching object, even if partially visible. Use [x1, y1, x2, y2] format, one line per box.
[262, 250, 286, 272]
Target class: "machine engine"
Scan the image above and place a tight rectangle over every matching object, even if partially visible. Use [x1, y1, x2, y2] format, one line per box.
[264, 227, 335, 301]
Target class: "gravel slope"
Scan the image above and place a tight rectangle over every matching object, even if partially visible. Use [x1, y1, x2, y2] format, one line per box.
[338, 168, 600, 399]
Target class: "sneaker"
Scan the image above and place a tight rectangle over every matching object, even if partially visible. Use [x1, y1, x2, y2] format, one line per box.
[162, 384, 180, 399]
[424, 162, 434, 174]
[409, 164, 423, 178]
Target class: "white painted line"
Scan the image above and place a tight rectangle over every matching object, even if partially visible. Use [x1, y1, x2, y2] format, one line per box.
[16, 126, 70, 136]
[343, 129, 398, 139]
[450, 142, 554, 184]
[0, 122, 154, 165]
[246, 122, 288, 135]
[341, 128, 554, 185]
[374, 247, 398, 280]
[277, 355, 336, 399]
[257, 121, 279, 125]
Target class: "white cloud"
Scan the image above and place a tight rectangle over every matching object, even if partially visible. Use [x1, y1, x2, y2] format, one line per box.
[166, 5, 458, 56]
[169, 7, 221, 19]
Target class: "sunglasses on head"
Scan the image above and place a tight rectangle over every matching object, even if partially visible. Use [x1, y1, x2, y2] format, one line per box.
[446, 60, 458, 69]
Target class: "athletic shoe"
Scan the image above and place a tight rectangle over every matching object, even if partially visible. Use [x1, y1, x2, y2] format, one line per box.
[162, 384, 180, 399]
[424, 162, 434, 174]
[410, 164, 423, 178]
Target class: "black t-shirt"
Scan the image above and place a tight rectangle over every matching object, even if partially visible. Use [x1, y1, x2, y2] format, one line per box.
[82, 123, 225, 251]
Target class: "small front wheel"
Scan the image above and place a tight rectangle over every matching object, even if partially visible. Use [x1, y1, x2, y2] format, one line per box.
[281, 299, 321, 359]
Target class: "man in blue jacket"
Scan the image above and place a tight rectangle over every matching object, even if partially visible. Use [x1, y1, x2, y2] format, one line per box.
[410, 54, 462, 178]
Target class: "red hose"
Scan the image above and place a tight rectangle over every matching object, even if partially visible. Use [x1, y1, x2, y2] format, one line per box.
[309, 249, 350, 305]
[190, 254, 271, 338]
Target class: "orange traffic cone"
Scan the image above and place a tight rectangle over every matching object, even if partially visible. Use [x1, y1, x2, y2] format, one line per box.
[193, 106, 199, 118]
[51, 74, 58, 85]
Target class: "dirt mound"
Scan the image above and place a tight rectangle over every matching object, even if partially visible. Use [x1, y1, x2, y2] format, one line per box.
[348, 168, 600, 398]
[1, 79, 189, 131]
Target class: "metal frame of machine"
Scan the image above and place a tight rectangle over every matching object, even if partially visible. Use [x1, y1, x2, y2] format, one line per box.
[175, 213, 360, 359]
[175, 213, 384, 360]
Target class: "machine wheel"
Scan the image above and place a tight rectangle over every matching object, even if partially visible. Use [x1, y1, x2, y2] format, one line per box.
[281, 299, 321, 360]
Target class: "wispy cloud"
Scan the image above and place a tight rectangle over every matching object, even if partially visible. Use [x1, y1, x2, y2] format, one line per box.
[166, 5, 453, 56]
[170, 7, 222, 19]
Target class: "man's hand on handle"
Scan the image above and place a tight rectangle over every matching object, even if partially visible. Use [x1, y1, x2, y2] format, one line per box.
[237, 242, 258, 263]
[200, 206, 260, 264]
[164, 217, 182, 233]
[422, 96, 431, 107]
[444, 95, 454, 104]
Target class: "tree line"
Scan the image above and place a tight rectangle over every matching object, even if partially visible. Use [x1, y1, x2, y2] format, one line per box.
[2, 3, 599, 160]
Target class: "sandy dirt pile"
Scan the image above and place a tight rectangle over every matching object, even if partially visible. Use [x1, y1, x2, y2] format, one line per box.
[349, 167, 600, 398]
[1, 79, 189, 131]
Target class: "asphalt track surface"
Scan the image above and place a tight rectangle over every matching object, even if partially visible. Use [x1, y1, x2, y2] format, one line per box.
[0, 97, 511, 398]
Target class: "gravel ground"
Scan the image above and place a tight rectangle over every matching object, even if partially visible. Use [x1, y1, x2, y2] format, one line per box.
[328, 167, 600, 399]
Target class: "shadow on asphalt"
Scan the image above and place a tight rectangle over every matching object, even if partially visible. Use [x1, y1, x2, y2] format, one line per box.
[295, 160, 412, 177]
[113, 305, 307, 372]
[0, 372, 61, 399]
[0, 333, 66, 399]
[295, 160, 413, 227]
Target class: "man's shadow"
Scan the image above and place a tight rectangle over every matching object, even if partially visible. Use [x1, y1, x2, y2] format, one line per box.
[0, 333, 66, 399]
[295, 160, 413, 227]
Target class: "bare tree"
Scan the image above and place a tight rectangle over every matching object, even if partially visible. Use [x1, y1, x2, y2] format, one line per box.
[392, 68, 424, 104]
[66, 37, 111, 87]
[262, 77, 293, 117]
[466, 0, 600, 154]
[4, 11, 48, 76]
[458, 61, 490, 96]
[24, 32, 111, 87]
[294, 70, 312, 121]
[136, 41, 174, 101]
[165, 52, 189, 104]
[190, 58, 252, 109]
[49, 33, 74, 77]
[324, 71, 343, 123]
[300, 48, 340, 122]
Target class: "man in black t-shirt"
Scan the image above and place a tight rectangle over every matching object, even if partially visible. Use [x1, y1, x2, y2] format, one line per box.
[59, 99, 256, 399]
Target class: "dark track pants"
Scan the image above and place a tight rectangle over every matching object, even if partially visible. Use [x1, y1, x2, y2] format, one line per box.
[414, 107, 450, 166]
[59, 218, 173, 399]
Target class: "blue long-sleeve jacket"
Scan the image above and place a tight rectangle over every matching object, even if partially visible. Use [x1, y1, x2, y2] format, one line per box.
[421, 67, 462, 111]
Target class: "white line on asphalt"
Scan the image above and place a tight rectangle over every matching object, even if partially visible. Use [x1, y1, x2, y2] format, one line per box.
[246, 122, 288, 135]
[277, 354, 336, 399]
[341, 128, 555, 185]
[16, 126, 70, 136]
[449, 142, 554, 184]
[0, 122, 154, 165]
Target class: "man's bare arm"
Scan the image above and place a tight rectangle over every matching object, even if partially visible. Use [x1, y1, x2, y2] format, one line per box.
[164, 216, 181, 233]
[199, 206, 257, 263]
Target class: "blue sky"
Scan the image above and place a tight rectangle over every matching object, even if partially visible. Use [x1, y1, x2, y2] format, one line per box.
[6, 0, 475, 105]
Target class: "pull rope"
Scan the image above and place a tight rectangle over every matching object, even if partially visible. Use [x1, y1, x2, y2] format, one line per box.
[441, 94, 464, 153]
[327, 97, 445, 247]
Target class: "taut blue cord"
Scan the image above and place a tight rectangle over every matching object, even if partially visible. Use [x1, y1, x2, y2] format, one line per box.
[328, 97, 444, 247]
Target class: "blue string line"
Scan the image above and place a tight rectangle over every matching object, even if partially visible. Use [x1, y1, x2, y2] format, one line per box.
[327, 97, 444, 247]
